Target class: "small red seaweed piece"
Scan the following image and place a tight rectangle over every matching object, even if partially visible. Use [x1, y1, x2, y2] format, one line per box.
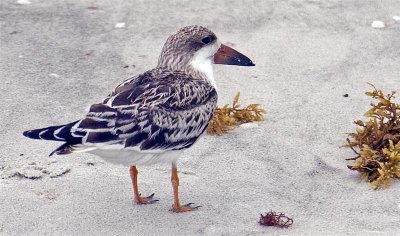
[259, 211, 293, 228]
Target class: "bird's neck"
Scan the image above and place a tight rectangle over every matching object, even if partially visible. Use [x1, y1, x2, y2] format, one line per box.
[158, 55, 217, 89]
[189, 56, 216, 88]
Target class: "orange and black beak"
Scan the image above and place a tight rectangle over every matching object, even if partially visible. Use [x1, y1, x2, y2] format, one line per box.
[213, 44, 255, 66]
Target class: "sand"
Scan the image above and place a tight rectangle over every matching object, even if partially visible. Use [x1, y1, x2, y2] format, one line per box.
[1, 0, 399, 235]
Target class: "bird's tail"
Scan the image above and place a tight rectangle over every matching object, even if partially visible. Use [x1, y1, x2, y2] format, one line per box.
[23, 120, 82, 143]
[23, 120, 87, 156]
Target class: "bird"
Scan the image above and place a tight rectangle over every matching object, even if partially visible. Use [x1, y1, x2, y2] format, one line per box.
[23, 25, 254, 213]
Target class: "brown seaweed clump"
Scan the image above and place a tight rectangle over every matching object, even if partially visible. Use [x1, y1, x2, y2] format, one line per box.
[258, 211, 293, 228]
[207, 92, 266, 135]
[346, 84, 400, 189]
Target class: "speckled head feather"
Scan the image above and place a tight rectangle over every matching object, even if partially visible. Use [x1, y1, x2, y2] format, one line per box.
[158, 25, 218, 70]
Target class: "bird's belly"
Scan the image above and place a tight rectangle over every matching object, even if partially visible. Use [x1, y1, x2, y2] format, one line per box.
[88, 148, 183, 166]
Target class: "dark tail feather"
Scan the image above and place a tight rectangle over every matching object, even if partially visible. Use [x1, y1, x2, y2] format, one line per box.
[49, 143, 74, 156]
[23, 120, 82, 143]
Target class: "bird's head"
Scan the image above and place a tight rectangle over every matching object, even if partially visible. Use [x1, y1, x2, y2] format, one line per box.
[157, 25, 255, 73]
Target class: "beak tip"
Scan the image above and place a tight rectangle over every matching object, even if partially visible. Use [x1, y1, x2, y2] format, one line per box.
[244, 60, 255, 66]
[214, 44, 255, 67]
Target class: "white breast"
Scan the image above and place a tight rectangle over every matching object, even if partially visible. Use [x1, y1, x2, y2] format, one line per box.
[190, 48, 217, 89]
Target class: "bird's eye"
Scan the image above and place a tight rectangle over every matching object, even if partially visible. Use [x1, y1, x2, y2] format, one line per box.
[201, 36, 212, 44]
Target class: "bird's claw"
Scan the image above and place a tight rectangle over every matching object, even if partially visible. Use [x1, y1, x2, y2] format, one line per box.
[171, 203, 201, 213]
[135, 193, 159, 205]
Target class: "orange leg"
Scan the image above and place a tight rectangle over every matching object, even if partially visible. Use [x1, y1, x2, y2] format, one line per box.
[129, 166, 158, 205]
[171, 164, 200, 213]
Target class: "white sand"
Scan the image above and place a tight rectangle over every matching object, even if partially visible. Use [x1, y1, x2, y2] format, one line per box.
[1, 0, 399, 235]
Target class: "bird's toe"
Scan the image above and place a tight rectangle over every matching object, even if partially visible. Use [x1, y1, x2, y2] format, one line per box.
[135, 193, 159, 205]
[171, 203, 201, 213]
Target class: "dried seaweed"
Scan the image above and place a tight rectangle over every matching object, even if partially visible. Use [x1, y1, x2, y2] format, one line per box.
[259, 211, 293, 228]
[207, 92, 266, 135]
[345, 84, 400, 189]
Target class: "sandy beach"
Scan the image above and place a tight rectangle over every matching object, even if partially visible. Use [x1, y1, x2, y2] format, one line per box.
[1, 0, 399, 235]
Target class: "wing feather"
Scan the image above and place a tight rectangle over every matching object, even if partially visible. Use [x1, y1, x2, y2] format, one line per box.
[73, 68, 217, 152]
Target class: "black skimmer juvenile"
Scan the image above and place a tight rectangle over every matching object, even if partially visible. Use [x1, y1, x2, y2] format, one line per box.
[23, 25, 254, 213]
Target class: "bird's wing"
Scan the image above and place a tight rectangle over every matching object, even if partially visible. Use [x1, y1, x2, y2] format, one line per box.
[72, 70, 217, 152]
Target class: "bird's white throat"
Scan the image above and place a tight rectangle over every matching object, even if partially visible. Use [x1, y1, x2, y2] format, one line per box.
[190, 49, 217, 89]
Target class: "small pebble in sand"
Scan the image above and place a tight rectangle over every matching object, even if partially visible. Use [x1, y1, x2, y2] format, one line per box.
[115, 22, 126, 28]
[343, 94, 349, 97]
[393, 16, 400, 21]
[16, 0, 31, 4]
[86, 160, 96, 166]
[43, 191, 55, 200]
[49, 73, 60, 78]
[371, 21, 385, 28]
